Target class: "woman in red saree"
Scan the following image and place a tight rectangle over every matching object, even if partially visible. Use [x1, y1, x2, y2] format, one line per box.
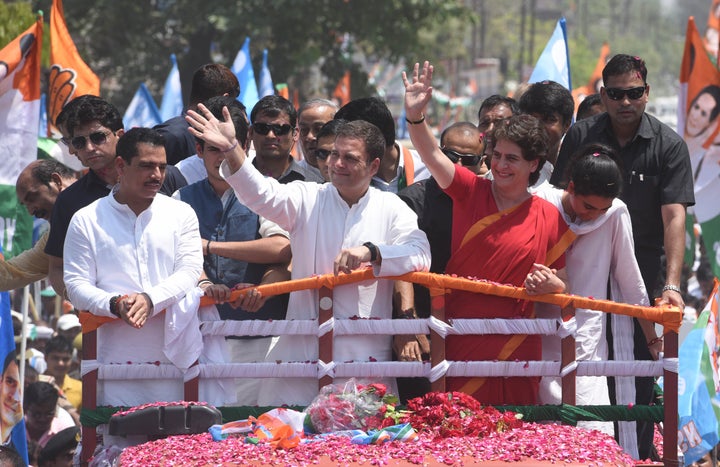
[403, 61, 575, 405]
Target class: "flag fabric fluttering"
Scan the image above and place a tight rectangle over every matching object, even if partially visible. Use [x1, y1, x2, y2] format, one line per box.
[48, 0, 100, 136]
[679, 279, 720, 465]
[232, 37, 260, 115]
[159, 53, 183, 122]
[678, 17, 720, 278]
[528, 17, 571, 90]
[123, 83, 162, 129]
[259, 49, 274, 98]
[571, 42, 610, 110]
[333, 70, 351, 106]
[0, 16, 41, 260]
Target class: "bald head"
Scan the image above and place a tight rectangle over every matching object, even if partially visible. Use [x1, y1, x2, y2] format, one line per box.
[440, 122, 487, 175]
[16, 160, 77, 220]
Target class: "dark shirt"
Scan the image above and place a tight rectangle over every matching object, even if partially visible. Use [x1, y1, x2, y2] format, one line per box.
[45, 168, 189, 258]
[553, 112, 694, 265]
[154, 115, 196, 165]
[398, 177, 453, 318]
[252, 157, 325, 184]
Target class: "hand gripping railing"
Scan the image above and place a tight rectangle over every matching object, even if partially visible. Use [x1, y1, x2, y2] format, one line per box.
[79, 269, 681, 466]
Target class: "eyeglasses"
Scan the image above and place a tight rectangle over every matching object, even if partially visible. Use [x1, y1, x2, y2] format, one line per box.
[70, 131, 111, 150]
[604, 86, 646, 101]
[253, 122, 294, 136]
[314, 149, 331, 160]
[440, 147, 484, 166]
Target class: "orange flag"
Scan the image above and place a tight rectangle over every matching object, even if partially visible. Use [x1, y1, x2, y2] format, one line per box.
[333, 71, 350, 106]
[571, 42, 610, 111]
[48, 0, 100, 135]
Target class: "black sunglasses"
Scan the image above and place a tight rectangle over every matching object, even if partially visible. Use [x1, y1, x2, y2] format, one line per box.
[253, 122, 294, 136]
[70, 131, 111, 150]
[604, 86, 646, 101]
[314, 148, 331, 160]
[440, 147, 483, 166]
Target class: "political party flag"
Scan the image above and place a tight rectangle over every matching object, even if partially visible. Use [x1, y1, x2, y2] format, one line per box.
[705, 0, 720, 64]
[678, 279, 720, 464]
[0, 247, 29, 461]
[160, 53, 183, 121]
[276, 83, 289, 100]
[259, 49, 274, 98]
[571, 42, 610, 111]
[48, 0, 100, 136]
[232, 37, 259, 115]
[39, 92, 48, 137]
[528, 17, 571, 90]
[0, 16, 41, 259]
[333, 70, 351, 106]
[679, 17, 720, 277]
[123, 83, 162, 129]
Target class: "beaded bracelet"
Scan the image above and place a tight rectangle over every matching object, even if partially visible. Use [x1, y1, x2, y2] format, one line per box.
[221, 139, 239, 153]
[662, 284, 682, 294]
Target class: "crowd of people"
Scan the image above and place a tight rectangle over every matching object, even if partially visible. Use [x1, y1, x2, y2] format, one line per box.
[0, 52, 708, 465]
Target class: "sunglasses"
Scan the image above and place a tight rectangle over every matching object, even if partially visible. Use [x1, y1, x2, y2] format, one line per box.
[314, 148, 331, 160]
[70, 131, 111, 150]
[253, 122, 294, 136]
[440, 147, 483, 166]
[604, 86, 646, 101]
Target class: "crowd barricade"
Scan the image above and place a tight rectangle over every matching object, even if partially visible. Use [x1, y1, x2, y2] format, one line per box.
[78, 269, 682, 466]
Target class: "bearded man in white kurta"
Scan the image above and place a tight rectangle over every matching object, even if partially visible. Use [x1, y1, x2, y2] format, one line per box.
[64, 128, 203, 407]
[187, 108, 431, 405]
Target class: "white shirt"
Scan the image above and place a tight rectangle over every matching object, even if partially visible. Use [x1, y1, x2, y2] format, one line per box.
[535, 186, 648, 444]
[371, 144, 431, 194]
[64, 191, 203, 406]
[222, 160, 431, 404]
[175, 154, 206, 185]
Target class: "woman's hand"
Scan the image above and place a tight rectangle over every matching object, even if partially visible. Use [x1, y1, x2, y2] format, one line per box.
[402, 61, 434, 120]
[524, 263, 566, 295]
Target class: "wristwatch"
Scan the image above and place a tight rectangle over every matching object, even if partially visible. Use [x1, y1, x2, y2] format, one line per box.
[363, 242, 378, 262]
[109, 295, 122, 317]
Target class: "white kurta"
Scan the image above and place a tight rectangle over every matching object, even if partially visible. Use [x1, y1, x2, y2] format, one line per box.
[222, 160, 431, 405]
[535, 187, 649, 440]
[64, 191, 203, 406]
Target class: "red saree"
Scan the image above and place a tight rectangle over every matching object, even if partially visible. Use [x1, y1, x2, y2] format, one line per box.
[444, 168, 575, 405]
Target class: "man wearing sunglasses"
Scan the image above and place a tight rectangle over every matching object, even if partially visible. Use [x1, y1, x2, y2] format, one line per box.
[249, 95, 324, 184]
[551, 54, 694, 461]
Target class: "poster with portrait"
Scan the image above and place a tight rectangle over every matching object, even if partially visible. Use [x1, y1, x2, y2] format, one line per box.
[0, 245, 28, 464]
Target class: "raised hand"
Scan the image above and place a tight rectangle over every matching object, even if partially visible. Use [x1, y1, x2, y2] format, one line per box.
[186, 103, 236, 151]
[402, 61, 434, 118]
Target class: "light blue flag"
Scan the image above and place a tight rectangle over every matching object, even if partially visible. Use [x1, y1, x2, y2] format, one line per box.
[160, 54, 183, 121]
[528, 17, 572, 90]
[38, 92, 48, 137]
[232, 37, 260, 116]
[259, 49, 274, 98]
[678, 284, 720, 465]
[123, 83, 162, 129]
[0, 244, 28, 465]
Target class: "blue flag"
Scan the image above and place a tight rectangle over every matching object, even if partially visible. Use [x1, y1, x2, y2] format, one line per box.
[0, 244, 28, 464]
[39, 92, 48, 138]
[528, 17, 572, 90]
[123, 83, 162, 129]
[232, 37, 260, 115]
[678, 280, 720, 465]
[160, 54, 183, 121]
[259, 49, 274, 98]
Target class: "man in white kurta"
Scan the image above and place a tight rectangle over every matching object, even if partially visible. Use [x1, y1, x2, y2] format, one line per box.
[64, 128, 203, 407]
[187, 110, 431, 405]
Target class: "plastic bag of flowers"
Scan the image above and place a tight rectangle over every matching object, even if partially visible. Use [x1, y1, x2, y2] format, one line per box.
[304, 378, 400, 434]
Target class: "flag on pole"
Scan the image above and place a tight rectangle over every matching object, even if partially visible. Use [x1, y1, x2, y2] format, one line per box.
[571, 42, 610, 110]
[678, 17, 720, 278]
[333, 70, 351, 106]
[48, 0, 100, 136]
[39, 92, 48, 137]
[679, 279, 720, 464]
[259, 49, 274, 98]
[528, 17, 572, 90]
[232, 37, 259, 115]
[276, 83, 289, 100]
[159, 53, 183, 121]
[123, 83, 162, 129]
[0, 16, 41, 259]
